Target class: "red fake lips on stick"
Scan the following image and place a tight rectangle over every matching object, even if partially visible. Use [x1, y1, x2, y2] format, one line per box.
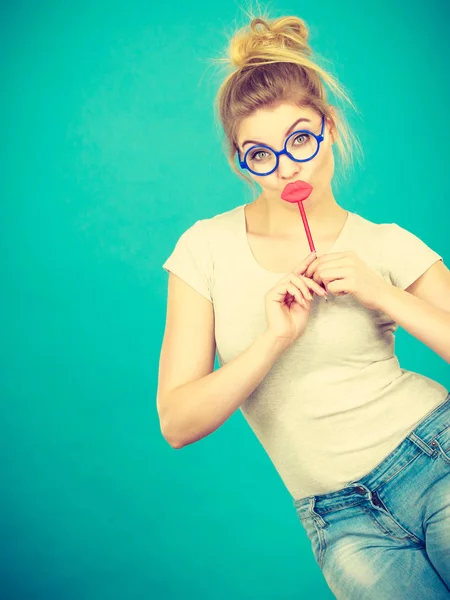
[281, 180, 328, 301]
[281, 180, 315, 252]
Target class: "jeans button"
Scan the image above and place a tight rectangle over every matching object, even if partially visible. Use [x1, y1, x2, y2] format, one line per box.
[372, 492, 382, 507]
[355, 486, 366, 494]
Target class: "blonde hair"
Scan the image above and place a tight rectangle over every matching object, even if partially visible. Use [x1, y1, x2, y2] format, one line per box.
[208, 4, 363, 196]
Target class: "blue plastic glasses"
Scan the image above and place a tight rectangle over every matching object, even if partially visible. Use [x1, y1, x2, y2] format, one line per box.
[238, 114, 326, 176]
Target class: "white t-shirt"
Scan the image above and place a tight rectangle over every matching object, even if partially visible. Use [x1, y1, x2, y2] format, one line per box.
[162, 204, 448, 500]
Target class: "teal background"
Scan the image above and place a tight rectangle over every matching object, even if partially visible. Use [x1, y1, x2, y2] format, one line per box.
[2, 1, 449, 598]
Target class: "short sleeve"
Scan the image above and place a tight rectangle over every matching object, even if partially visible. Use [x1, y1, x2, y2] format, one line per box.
[162, 219, 213, 302]
[383, 223, 443, 290]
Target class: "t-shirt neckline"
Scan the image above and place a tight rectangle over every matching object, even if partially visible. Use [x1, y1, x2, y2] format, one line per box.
[239, 203, 353, 277]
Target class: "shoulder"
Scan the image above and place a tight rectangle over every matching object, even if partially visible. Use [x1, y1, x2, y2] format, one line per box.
[346, 211, 390, 249]
[350, 210, 389, 231]
[352, 213, 444, 291]
[197, 203, 245, 241]
[348, 211, 423, 246]
[169, 203, 244, 257]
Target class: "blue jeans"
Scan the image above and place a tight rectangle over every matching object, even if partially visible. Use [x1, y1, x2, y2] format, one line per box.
[294, 392, 450, 599]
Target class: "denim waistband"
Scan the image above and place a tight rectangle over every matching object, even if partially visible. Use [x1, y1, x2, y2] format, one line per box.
[294, 391, 450, 516]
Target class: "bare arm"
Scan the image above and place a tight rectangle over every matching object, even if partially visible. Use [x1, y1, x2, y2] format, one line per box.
[375, 284, 450, 363]
[161, 331, 289, 449]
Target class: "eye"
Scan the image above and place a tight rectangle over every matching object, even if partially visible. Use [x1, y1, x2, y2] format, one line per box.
[249, 150, 270, 161]
[294, 133, 310, 145]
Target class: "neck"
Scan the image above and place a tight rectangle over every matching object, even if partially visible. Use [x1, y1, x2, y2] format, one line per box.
[254, 187, 346, 239]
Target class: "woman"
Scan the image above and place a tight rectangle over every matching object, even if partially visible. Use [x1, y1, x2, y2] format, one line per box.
[158, 12, 450, 599]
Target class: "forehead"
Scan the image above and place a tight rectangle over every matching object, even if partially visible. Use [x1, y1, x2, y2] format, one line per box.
[238, 103, 316, 139]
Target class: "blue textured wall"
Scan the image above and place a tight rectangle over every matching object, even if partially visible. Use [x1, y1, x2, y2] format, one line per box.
[1, 1, 449, 598]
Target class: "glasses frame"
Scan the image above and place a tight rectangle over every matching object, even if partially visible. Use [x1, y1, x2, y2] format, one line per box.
[238, 114, 326, 177]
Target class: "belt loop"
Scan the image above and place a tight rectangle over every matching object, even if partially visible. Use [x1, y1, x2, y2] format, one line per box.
[408, 431, 436, 456]
[309, 496, 327, 528]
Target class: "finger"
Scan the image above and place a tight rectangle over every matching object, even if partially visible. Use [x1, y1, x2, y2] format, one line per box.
[304, 260, 320, 279]
[294, 251, 317, 274]
[274, 282, 306, 307]
[288, 275, 313, 300]
[313, 272, 323, 286]
[325, 279, 348, 296]
[303, 266, 323, 286]
[306, 254, 347, 277]
[290, 274, 326, 297]
[286, 283, 309, 307]
[308, 278, 327, 296]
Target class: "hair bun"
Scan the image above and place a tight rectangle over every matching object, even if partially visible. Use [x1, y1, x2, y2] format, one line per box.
[229, 16, 311, 70]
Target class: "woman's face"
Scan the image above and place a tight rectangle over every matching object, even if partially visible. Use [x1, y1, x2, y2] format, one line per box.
[236, 103, 336, 200]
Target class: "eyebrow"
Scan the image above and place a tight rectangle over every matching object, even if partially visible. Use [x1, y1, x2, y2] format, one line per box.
[241, 117, 312, 149]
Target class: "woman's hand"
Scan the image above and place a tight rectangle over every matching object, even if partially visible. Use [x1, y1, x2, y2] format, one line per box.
[304, 250, 391, 311]
[264, 251, 328, 348]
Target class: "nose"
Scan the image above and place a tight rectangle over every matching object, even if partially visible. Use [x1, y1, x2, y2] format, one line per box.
[277, 152, 301, 179]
